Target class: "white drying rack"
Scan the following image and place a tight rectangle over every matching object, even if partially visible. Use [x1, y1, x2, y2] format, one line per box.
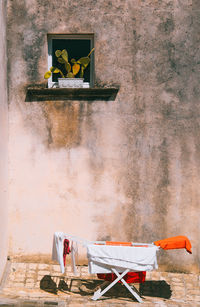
[52, 232, 159, 303]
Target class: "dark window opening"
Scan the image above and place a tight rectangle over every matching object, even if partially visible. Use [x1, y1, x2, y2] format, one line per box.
[52, 39, 91, 82]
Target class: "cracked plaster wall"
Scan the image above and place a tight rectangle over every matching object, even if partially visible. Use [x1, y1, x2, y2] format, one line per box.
[6, 0, 200, 272]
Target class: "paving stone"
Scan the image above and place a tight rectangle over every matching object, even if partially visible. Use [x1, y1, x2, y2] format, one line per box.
[25, 284, 35, 289]
[151, 272, 161, 280]
[171, 285, 184, 291]
[69, 274, 81, 279]
[193, 295, 200, 301]
[52, 266, 61, 273]
[186, 294, 196, 301]
[13, 276, 26, 283]
[184, 274, 197, 281]
[185, 282, 194, 289]
[26, 278, 35, 283]
[38, 271, 51, 276]
[187, 289, 200, 295]
[13, 282, 25, 287]
[146, 271, 152, 279]
[1, 263, 200, 306]
[7, 275, 15, 282]
[172, 292, 186, 299]
[5, 282, 14, 288]
[27, 270, 37, 276]
[80, 266, 88, 273]
[28, 264, 38, 270]
[38, 264, 50, 270]
[171, 278, 183, 282]
[160, 272, 170, 281]
[17, 263, 27, 269]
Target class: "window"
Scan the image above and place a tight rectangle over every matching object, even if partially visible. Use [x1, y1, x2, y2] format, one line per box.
[47, 34, 94, 88]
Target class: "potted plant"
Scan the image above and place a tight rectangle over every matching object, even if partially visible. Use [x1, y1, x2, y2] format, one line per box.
[44, 48, 94, 88]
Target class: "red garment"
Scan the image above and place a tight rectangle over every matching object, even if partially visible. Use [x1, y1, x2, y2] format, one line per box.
[154, 236, 192, 254]
[97, 271, 146, 283]
[63, 239, 71, 266]
[97, 241, 147, 284]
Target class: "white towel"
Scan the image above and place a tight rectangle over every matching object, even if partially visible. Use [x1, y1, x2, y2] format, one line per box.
[87, 244, 159, 274]
[52, 232, 65, 273]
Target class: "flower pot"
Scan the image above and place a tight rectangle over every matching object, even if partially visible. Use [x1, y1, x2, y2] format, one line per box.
[58, 78, 84, 88]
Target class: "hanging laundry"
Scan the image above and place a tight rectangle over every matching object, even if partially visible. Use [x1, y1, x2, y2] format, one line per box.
[97, 271, 146, 283]
[63, 239, 71, 266]
[154, 236, 192, 254]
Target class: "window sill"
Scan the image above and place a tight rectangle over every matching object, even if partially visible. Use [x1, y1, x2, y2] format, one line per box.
[26, 87, 119, 101]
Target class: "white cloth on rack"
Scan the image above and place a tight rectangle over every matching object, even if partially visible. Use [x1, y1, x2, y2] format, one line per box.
[52, 232, 65, 273]
[71, 241, 79, 276]
[52, 232, 80, 274]
[87, 244, 159, 274]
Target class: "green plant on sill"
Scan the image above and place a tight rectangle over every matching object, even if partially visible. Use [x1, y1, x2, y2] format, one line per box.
[44, 48, 95, 80]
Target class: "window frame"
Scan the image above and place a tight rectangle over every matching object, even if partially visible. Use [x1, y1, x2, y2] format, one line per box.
[47, 34, 95, 88]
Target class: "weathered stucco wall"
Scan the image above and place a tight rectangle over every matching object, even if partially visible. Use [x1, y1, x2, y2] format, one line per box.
[0, 0, 8, 281]
[7, 0, 200, 272]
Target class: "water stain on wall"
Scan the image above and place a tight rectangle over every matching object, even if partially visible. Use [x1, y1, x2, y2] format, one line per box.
[42, 101, 82, 148]
[158, 18, 175, 34]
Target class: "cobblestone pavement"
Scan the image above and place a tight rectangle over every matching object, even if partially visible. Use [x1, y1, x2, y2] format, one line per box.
[0, 262, 199, 306]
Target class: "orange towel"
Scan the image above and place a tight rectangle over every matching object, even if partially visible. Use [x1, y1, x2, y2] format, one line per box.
[154, 236, 192, 254]
[106, 241, 132, 246]
[105, 241, 149, 247]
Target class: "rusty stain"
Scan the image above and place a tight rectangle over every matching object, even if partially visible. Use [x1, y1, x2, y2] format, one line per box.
[43, 101, 81, 148]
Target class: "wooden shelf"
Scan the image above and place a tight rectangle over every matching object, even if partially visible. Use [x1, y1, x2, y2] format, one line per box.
[26, 87, 119, 101]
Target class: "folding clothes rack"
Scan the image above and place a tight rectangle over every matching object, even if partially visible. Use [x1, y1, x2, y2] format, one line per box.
[52, 232, 160, 303]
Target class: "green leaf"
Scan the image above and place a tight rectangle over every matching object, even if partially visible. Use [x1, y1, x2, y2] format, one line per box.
[55, 50, 62, 57]
[44, 71, 51, 79]
[53, 68, 60, 73]
[67, 72, 75, 78]
[65, 62, 71, 73]
[77, 57, 90, 67]
[71, 58, 76, 64]
[57, 57, 65, 64]
[72, 63, 80, 76]
[50, 67, 61, 73]
[80, 66, 84, 78]
[61, 49, 68, 63]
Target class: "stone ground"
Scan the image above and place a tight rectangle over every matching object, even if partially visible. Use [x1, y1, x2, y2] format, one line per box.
[0, 261, 199, 306]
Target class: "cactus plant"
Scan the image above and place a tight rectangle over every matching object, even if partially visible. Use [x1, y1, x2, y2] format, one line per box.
[44, 48, 94, 80]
